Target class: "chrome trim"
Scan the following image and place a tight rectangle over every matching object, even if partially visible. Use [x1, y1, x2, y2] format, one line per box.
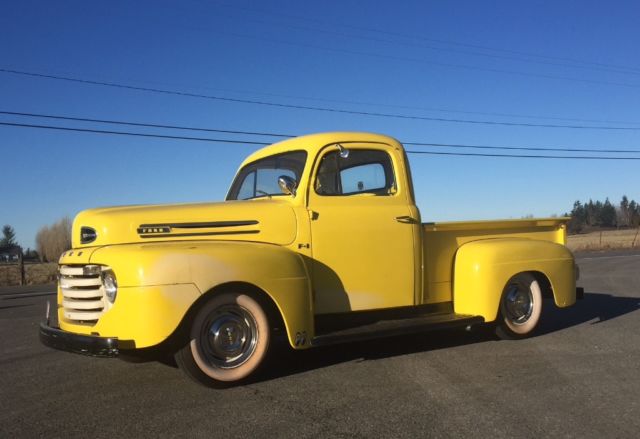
[80, 226, 97, 244]
[278, 175, 297, 196]
[59, 264, 112, 324]
[200, 304, 258, 369]
[337, 143, 350, 158]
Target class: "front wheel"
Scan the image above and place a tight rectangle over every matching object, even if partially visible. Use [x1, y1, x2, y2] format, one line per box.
[495, 273, 542, 340]
[175, 293, 271, 387]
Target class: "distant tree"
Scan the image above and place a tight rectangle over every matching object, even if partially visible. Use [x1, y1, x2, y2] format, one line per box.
[630, 200, 640, 227]
[1, 225, 18, 247]
[617, 195, 631, 227]
[36, 217, 72, 262]
[585, 200, 599, 226]
[23, 248, 39, 260]
[599, 198, 617, 228]
[568, 201, 586, 234]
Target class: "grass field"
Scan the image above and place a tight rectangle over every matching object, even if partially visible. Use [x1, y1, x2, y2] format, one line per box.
[567, 228, 640, 251]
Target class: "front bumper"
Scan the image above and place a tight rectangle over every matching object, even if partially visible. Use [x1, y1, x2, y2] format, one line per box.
[39, 321, 121, 357]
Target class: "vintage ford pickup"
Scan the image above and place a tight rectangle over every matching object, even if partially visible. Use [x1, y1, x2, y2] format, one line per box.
[40, 132, 581, 387]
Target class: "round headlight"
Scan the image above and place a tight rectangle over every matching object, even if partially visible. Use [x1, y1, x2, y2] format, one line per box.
[102, 271, 118, 303]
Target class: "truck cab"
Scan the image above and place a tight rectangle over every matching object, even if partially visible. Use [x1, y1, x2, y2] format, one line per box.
[40, 132, 580, 387]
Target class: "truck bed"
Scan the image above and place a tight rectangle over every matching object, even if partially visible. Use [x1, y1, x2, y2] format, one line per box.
[421, 217, 569, 304]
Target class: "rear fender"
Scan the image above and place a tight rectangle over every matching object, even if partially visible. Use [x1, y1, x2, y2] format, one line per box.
[453, 238, 576, 321]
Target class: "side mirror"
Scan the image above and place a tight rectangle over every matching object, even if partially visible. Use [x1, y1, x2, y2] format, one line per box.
[278, 175, 298, 196]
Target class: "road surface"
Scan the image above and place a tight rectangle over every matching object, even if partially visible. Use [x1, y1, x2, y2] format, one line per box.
[1, 251, 639, 438]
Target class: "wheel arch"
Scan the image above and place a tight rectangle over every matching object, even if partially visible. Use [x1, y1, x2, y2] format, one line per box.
[530, 270, 553, 300]
[180, 281, 286, 341]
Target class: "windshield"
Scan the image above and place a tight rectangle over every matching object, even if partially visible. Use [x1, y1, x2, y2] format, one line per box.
[226, 150, 307, 200]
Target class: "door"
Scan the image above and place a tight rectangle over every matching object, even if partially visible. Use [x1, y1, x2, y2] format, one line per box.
[309, 144, 417, 314]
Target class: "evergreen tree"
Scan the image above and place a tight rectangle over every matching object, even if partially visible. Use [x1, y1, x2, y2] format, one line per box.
[630, 200, 640, 227]
[568, 200, 586, 233]
[585, 200, 598, 226]
[599, 198, 617, 227]
[619, 195, 631, 227]
[0, 225, 18, 247]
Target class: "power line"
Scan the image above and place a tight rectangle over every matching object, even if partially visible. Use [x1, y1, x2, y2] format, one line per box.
[403, 141, 640, 154]
[3, 109, 640, 154]
[2, 80, 638, 127]
[202, 29, 640, 91]
[207, 8, 640, 78]
[2, 120, 640, 160]
[404, 150, 640, 160]
[0, 110, 292, 138]
[212, 1, 640, 75]
[3, 68, 640, 131]
[0, 121, 271, 145]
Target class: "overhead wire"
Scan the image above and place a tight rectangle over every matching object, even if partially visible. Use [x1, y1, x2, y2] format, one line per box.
[2, 68, 640, 131]
[210, 1, 640, 75]
[204, 8, 640, 77]
[404, 150, 640, 160]
[2, 120, 640, 160]
[180, 29, 640, 91]
[3, 109, 640, 154]
[0, 110, 292, 138]
[0, 121, 271, 145]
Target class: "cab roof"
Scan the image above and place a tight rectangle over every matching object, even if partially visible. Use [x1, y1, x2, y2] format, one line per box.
[239, 132, 404, 168]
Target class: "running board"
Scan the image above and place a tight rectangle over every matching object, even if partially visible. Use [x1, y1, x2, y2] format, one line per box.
[311, 313, 484, 347]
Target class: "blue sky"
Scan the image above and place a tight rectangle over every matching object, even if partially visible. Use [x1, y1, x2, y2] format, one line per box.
[2, 0, 639, 249]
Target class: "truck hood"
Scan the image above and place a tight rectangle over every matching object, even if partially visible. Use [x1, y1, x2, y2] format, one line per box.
[71, 199, 297, 248]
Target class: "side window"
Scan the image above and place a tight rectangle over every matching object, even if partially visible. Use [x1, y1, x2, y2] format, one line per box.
[315, 149, 395, 196]
[236, 171, 256, 200]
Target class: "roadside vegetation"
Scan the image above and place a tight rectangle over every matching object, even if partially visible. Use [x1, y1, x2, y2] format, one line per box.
[35, 217, 72, 262]
[564, 196, 640, 252]
[566, 228, 640, 252]
[566, 196, 640, 234]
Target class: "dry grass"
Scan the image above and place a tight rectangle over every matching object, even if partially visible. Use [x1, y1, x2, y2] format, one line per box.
[567, 228, 640, 251]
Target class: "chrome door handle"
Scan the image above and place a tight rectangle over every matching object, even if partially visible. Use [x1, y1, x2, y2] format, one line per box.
[395, 216, 418, 224]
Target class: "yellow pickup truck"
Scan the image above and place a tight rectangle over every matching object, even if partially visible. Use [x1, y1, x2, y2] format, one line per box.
[40, 132, 582, 387]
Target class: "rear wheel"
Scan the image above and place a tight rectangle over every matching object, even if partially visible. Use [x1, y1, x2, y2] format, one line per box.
[495, 273, 542, 340]
[175, 292, 270, 387]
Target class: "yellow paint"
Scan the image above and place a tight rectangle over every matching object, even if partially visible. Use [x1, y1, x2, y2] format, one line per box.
[453, 238, 576, 320]
[422, 218, 570, 304]
[307, 141, 421, 313]
[55, 132, 577, 352]
[59, 283, 201, 348]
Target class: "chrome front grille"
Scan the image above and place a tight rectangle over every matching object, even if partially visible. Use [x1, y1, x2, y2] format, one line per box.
[59, 265, 110, 324]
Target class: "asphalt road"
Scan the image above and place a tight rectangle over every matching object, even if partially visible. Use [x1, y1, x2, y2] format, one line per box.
[1, 251, 639, 438]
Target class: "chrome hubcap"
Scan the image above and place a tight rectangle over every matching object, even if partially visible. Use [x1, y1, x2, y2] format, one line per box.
[504, 283, 533, 324]
[200, 305, 258, 369]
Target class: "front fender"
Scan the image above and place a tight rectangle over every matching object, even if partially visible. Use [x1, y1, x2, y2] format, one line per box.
[90, 241, 313, 349]
[453, 238, 576, 321]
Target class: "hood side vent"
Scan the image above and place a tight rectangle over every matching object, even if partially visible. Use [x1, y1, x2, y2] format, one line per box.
[80, 227, 97, 244]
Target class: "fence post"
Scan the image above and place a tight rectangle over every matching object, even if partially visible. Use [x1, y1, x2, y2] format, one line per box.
[599, 231, 603, 247]
[633, 227, 640, 248]
[18, 251, 25, 286]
